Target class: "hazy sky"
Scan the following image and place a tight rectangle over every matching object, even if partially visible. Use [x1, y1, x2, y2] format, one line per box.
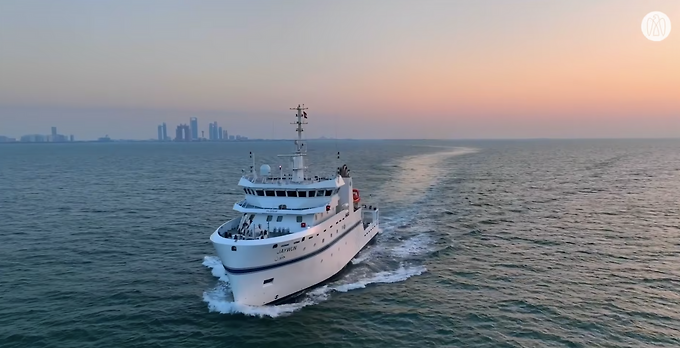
[0, 0, 678, 140]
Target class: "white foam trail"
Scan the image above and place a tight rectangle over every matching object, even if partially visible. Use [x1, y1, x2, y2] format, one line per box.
[203, 289, 314, 318]
[351, 244, 379, 264]
[202, 256, 426, 318]
[371, 148, 476, 262]
[391, 233, 436, 258]
[202, 256, 230, 282]
[330, 265, 427, 292]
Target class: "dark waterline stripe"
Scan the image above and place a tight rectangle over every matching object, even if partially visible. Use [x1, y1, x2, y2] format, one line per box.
[223, 220, 363, 274]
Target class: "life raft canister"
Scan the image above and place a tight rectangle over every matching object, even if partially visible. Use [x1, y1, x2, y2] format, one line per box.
[352, 188, 360, 203]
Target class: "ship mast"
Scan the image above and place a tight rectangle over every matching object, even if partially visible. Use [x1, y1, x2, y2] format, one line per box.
[288, 104, 308, 182]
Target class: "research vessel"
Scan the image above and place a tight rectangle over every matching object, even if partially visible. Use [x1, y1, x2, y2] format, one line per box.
[209, 105, 381, 306]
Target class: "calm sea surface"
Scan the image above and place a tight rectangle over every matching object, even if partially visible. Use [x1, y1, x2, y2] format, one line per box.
[1, 139, 679, 348]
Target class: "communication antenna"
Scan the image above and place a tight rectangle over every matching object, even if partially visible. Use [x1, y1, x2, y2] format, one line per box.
[289, 104, 309, 153]
[249, 151, 256, 178]
[283, 104, 310, 183]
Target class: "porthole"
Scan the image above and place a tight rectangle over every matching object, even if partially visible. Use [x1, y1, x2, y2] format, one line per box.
[272, 244, 278, 248]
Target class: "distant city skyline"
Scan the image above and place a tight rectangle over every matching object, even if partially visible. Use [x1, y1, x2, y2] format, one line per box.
[0, 117, 256, 142]
[0, 1, 679, 140]
[161, 117, 250, 142]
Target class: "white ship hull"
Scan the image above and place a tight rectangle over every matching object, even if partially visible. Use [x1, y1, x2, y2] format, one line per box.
[210, 208, 381, 306]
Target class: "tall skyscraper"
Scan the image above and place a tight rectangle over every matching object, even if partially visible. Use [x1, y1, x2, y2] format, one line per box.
[211, 122, 218, 141]
[51, 127, 57, 137]
[175, 125, 183, 141]
[175, 124, 191, 141]
[208, 123, 214, 141]
[182, 124, 191, 141]
[218, 127, 223, 140]
[190, 117, 198, 141]
[162, 123, 167, 141]
[157, 125, 163, 141]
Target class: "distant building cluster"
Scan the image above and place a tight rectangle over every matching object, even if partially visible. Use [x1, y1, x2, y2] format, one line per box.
[0, 127, 75, 143]
[0, 120, 252, 144]
[156, 117, 249, 142]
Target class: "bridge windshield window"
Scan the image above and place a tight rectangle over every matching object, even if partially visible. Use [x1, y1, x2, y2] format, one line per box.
[308, 191, 316, 197]
[276, 216, 283, 222]
[256, 190, 264, 196]
[325, 190, 332, 196]
[243, 188, 248, 194]
[276, 191, 286, 197]
[317, 190, 325, 196]
[265, 190, 275, 197]
[298, 191, 307, 197]
[286, 191, 296, 197]
[266, 215, 273, 221]
[296, 216, 303, 223]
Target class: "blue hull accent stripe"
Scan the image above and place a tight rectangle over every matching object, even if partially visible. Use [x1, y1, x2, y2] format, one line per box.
[223, 220, 363, 274]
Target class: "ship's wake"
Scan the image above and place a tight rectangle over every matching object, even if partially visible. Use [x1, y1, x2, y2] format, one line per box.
[201, 147, 477, 318]
[202, 256, 425, 318]
[363, 147, 478, 260]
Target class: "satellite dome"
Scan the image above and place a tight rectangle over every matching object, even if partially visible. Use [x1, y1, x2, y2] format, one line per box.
[260, 164, 271, 176]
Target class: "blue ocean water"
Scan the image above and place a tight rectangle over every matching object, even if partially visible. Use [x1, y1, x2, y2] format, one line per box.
[1, 139, 679, 347]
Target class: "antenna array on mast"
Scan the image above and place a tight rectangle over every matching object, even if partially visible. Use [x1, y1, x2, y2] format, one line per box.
[290, 104, 308, 153]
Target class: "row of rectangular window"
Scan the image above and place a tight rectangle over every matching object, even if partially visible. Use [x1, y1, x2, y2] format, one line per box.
[243, 188, 337, 197]
[265, 215, 304, 223]
[249, 214, 304, 223]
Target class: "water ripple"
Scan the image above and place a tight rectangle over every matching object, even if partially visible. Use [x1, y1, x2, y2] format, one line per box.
[1, 140, 680, 347]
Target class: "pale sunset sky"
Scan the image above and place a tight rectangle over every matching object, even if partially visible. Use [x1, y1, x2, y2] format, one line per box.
[0, 0, 678, 140]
